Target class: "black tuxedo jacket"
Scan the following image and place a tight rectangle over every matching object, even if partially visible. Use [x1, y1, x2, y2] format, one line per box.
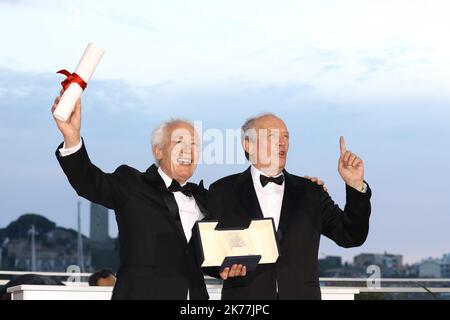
[207, 167, 372, 300]
[56, 140, 210, 300]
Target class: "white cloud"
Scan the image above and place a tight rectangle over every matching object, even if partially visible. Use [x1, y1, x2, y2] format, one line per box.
[1, 1, 450, 102]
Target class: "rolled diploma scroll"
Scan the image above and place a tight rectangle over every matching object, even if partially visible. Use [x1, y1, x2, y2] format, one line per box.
[53, 43, 105, 122]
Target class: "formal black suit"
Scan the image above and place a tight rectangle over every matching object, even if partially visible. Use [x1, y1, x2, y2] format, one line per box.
[207, 167, 372, 300]
[56, 140, 210, 300]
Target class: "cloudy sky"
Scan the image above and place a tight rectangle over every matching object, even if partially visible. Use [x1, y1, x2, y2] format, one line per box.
[1, 0, 450, 264]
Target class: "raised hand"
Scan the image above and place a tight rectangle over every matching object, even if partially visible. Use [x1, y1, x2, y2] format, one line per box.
[51, 90, 82, 148]
[338, 136, 364, 191]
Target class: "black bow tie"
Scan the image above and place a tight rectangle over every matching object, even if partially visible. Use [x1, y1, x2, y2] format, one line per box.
[168, 180, 193, 197]
[260, 174, 284, 187]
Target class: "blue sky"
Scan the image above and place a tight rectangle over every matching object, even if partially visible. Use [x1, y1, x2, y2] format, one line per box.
[1, 0, 450, 264]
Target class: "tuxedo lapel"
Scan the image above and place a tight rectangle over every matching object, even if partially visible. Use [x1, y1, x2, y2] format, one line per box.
[142, 164, 187, 244]
[162, 193, 187, 244]
[278, 170, 303, 237]
[192, 180, 210, 219]
[233, 167, 264, 220]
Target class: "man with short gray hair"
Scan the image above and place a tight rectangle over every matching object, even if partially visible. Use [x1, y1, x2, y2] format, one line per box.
[50, 92, 247, 299]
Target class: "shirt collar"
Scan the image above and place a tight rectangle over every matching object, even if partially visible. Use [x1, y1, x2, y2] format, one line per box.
[157, 166, 187, 188]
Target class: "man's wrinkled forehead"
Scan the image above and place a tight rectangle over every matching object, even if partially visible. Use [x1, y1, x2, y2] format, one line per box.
[166, 123, 198, 143]
[254, 115, 289, 133]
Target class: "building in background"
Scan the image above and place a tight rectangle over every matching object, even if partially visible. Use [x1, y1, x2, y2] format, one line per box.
[0, 214, 91, 272]
[353, 252, 403, 276]
[90, 203, 109, 243]
[0, 205, 118, 273]
[89, 202, 118, 271]
[419, 254, 450, 278]
[419, 258, 441, 278]
[441, 254, 450, 278]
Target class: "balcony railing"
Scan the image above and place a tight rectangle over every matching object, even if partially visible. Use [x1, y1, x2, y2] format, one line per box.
[1, 270, 450, 299]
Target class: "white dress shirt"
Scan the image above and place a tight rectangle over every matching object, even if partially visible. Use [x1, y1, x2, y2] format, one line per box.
[157, 167, 204, 243]
[59, 139, 83, 156]
[59, 139, 204, 242]
[250, 166, 285, 230]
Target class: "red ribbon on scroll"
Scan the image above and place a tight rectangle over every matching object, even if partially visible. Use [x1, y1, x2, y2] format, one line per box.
[56, 69, 88, 91]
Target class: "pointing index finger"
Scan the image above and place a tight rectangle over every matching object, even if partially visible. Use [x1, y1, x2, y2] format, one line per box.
[339, 136, 346, 155]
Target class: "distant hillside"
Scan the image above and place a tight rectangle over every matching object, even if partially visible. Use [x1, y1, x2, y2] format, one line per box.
[0, 213, 117, 272]
[0, 213, 87, 241]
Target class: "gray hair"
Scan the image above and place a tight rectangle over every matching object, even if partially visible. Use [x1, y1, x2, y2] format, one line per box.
[151, 118, 194, 165]
[241, 112, 278, 143]
[241, 112, 278, 160]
